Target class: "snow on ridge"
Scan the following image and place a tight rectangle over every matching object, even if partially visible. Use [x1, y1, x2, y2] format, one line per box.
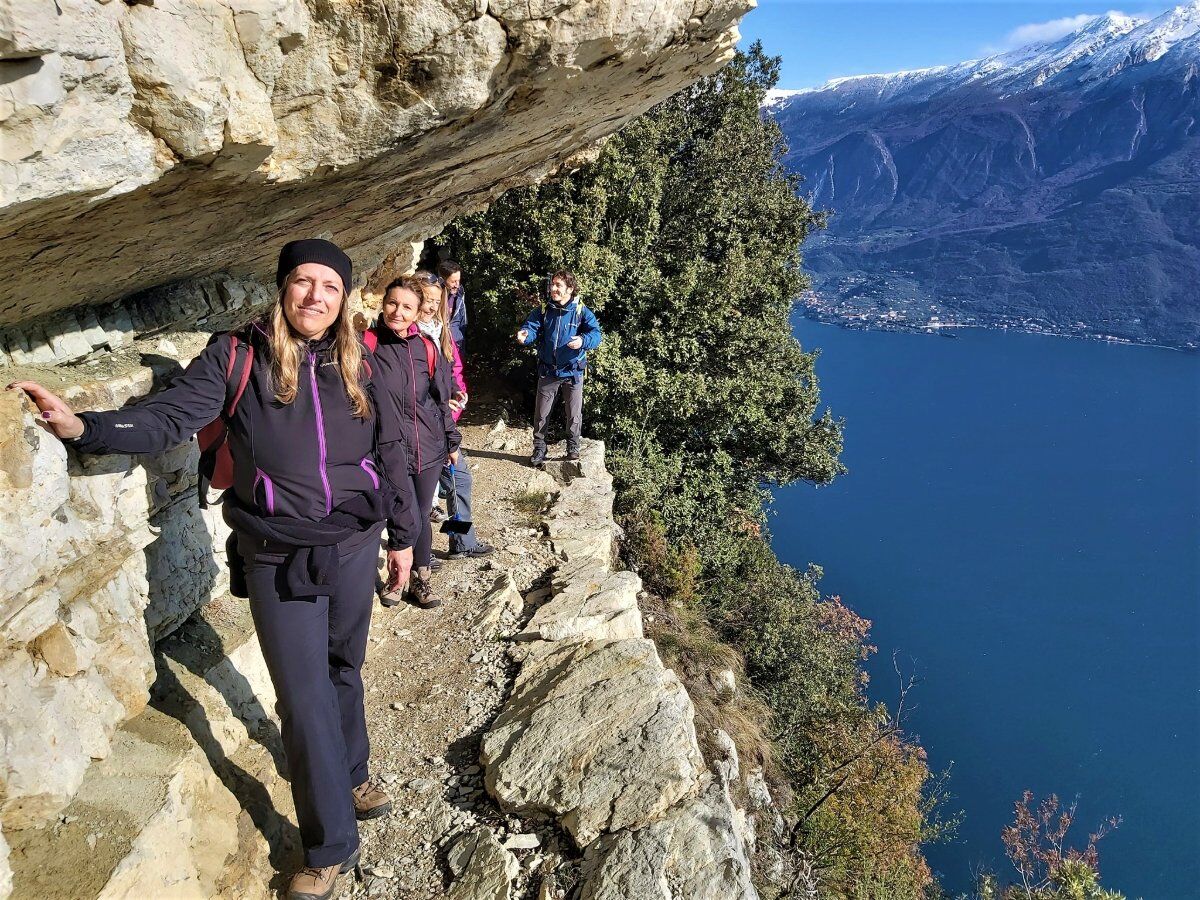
[795, 64, 955, 96]
[1085, 1, 1200, 77]
[763, 89, 804, 108]
[772, 3, 1199, 107]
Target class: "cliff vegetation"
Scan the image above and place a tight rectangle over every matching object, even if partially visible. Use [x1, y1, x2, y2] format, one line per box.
[439, 44, 948, 899]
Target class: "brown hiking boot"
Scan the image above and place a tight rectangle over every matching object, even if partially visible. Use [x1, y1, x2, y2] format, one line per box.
[286, 849, 359, 900]
[410, 567, 441, 608]
[352, 780, 393, 821]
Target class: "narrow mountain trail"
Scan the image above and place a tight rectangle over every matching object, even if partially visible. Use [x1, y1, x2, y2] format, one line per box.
[335, 402, 577, 900]
[7, 388, 766, 900]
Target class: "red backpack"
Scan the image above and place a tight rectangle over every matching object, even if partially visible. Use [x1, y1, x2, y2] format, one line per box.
[197, 333, 254, 507]
[362, 327, 438, 379]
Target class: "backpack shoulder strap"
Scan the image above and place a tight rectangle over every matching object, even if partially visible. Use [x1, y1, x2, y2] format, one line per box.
[224, 333, 254, 418]
[361, 328, 378, 379]
[418, 333, 437, 379]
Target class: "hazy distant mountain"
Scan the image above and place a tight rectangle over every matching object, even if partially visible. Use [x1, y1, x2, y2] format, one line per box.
[767, 3, 1200, 347]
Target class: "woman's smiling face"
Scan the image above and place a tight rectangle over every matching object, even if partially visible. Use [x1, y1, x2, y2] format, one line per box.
[283, 263, 344, 339]
[418, 285, 442, 323]
[382, 286, 420, 333]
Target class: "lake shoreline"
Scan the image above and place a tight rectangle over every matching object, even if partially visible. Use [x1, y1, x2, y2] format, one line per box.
[798, 310, 1196, 354]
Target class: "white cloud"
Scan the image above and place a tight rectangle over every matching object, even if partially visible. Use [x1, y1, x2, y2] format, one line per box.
[1004, 13, 1104, 47]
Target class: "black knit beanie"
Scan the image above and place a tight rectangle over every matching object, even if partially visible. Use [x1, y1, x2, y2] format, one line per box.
[276, 239, 353, 293]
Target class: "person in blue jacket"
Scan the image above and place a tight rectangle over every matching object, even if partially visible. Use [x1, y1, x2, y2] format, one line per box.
[515, 270, 602, 466]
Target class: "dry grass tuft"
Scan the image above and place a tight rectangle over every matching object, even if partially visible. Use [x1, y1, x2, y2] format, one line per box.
[641, 591, 790, 809]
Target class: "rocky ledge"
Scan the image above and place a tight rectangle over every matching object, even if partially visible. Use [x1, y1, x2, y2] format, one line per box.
[1, 424, 777, 899]
[0, 0, 754, 879]
[472, 439, 761, 900]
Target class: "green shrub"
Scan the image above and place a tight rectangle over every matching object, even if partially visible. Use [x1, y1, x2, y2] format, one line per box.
[440, 42, 944, 899]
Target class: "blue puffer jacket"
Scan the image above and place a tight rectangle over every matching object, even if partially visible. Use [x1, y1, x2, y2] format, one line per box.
[447, 285, 468, 351]
[519, 297, 602, 382]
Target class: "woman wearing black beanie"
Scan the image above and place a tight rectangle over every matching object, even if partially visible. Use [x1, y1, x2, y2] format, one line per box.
[9, 239, 414, 900]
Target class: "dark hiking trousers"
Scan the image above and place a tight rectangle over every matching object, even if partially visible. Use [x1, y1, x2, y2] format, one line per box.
[410, 464, 443, 568]
[439, 447, 479, 553]
[239, 527, 381, 868]
[532, 374, 583, 455]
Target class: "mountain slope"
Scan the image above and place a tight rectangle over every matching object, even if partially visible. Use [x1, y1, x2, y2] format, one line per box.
[768, 3, 1200, 347]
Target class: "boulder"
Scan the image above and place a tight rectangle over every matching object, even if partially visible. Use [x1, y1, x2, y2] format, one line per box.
[542, 442, 617, 566]
[481, 638, 703, 846]
[448, 827, 519, 900]
[517, 569, 643, 643]
[578, 776, 758, 900]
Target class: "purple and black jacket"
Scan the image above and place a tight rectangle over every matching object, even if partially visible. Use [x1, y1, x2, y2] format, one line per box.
[367, 321, 461, 478]
[70, 323, 418, 552]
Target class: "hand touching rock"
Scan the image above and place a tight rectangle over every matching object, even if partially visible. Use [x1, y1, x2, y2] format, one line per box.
[7, 382, 85, 440]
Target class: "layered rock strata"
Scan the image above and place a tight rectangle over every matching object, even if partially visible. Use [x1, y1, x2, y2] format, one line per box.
[476, 441, 759, 899]
[0, 0, 753, 888]
[0, 0, 751, 328]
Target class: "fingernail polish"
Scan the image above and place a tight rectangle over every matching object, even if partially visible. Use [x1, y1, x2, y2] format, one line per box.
[41, 411, 51, 419]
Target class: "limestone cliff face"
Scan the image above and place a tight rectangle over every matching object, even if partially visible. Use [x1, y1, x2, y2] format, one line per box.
[0, 0, 751, 887]
[0, 0, 748, 329]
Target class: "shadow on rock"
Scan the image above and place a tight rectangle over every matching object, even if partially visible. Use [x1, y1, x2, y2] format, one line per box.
[150, 633, 301, 883]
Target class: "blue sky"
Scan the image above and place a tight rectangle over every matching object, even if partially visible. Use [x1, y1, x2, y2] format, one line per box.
[738, 1, 1173, 90]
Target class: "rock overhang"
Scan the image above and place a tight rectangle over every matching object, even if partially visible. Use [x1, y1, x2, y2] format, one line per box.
[0, 0, 753, 327]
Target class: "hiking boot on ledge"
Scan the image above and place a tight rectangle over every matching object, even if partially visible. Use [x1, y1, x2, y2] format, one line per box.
[447, 542, 496, 561]
[530, 448, 546, 468]
[410, 567, 441, 608]
[286, 849, 359, 900]
[352, 780, 393, 820]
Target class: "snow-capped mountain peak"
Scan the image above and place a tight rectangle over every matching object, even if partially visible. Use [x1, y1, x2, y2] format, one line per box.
[758, 1, 1200, 349]
[1086, 1, 1200, 78]
[767, 3, 1200, 109]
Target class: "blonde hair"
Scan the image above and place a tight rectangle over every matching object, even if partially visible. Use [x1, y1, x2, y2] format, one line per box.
[266, 273, 371, 419]
[414, 270, 456, 363]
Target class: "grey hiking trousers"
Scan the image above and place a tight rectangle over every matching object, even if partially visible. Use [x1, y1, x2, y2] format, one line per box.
[532, 374, 584, 454]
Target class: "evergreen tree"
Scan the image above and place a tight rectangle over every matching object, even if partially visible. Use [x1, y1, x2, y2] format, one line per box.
[440, 44, 943, 898]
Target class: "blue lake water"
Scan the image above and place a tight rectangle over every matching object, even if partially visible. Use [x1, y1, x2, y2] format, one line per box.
[771, 320, 1200, 898]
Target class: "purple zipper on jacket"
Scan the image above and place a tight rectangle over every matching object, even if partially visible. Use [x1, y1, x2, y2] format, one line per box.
[360, 457, 380, 490]
[254, 469, 276, 515]
[406, 338, 422, 472]
[308, 350, 333, 515]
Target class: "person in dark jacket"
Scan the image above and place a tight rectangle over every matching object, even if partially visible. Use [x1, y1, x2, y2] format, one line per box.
[414, 272, 494, 561]
[367, 273, 461, 608]
[9, 239, 414, 900]
[438, 259, 468, 353]
[516, 270, 602, 466]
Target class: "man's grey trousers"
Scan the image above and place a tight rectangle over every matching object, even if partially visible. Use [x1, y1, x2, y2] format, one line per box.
[533, 373, 583, 454]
